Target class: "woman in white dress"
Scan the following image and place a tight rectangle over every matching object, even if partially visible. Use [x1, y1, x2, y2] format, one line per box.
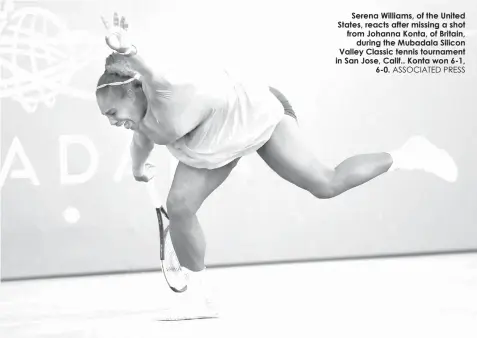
[96, 13, 458, 318]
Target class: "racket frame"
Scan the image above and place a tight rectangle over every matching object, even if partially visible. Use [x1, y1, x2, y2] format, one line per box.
[155, 206, 188, 293]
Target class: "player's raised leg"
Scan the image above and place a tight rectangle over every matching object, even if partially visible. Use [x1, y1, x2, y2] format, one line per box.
[257, 116, 458, 199]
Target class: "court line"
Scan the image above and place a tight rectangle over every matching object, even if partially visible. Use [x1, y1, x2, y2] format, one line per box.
[2, 248, 477, 282]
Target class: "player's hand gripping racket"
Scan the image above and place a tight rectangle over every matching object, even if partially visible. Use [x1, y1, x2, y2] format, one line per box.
[146, 179, 188, 293]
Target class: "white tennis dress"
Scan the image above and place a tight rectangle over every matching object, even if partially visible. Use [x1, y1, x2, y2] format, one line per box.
[164, 67, 285, 169]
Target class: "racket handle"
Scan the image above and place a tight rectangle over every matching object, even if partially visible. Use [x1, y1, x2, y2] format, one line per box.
[146, 178, 164, 209]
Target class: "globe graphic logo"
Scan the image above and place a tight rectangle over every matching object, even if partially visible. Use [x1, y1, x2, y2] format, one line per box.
[0, 6, 98, 113]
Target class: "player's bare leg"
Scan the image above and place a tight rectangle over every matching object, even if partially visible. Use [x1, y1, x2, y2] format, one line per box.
[257, 115, 458, 199]
[162, 159, 239, 320]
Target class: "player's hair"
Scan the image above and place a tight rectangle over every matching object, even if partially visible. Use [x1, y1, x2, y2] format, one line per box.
[96, 53, 142, 100]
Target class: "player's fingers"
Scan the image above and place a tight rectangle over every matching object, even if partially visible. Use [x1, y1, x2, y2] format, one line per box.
[147, 173, 155, 181]
[100, 15, 110, 30]
[113, 12, 119, 26]
[120, 16, 127, 30]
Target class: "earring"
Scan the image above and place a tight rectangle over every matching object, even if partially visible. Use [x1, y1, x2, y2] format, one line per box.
[127, 88, 135, 99]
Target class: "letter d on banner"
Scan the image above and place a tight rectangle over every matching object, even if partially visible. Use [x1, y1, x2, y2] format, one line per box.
[60, 135, 99, 185]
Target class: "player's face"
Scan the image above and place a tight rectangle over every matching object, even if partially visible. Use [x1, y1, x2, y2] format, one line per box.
[96, 90, 147, 131]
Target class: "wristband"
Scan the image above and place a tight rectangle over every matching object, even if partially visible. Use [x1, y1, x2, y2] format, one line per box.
[117, 44, 137, 56]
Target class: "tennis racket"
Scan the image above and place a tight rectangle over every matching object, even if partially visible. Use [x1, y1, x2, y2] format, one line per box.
[146, 179, 188, 293]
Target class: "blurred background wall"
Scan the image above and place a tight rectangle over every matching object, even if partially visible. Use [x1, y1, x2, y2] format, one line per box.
[1, 0, 476, 280]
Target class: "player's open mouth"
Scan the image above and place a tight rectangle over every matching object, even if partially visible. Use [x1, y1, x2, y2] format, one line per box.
[115, 121, 133, 129]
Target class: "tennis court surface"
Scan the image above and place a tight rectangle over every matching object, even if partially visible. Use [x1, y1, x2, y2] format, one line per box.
[1, 253, 477, 338]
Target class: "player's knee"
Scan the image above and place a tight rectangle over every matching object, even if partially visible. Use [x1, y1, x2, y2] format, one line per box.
[166, 192, 197, 219]
[311, 187, 337, 199]
[310, 176, 344, 199]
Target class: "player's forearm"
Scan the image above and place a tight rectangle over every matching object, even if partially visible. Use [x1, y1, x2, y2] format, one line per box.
[127, 53, 155, 80]
[124, 47, 174, 92]
[131, 134, 154, 172]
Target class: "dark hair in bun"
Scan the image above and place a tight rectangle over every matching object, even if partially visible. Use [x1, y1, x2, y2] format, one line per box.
[96, 53, 141, 98]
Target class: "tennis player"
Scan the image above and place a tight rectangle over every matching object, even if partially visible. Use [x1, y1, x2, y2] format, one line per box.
[96, 13, 458, 319]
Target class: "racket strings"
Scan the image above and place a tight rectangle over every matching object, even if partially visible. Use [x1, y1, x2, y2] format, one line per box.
[163, 226, 184, 277]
